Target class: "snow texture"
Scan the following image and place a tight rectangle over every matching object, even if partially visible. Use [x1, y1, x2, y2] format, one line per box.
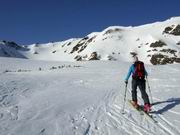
[0, 57, 180, 135]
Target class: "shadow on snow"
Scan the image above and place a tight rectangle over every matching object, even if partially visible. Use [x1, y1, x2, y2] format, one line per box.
[150, 98, 180, 114]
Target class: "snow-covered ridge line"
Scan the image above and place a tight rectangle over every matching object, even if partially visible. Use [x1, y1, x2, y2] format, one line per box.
[1, 17, 180, 65]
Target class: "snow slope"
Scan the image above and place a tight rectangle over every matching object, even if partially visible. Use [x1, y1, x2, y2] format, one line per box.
[0, 41, 27, 58]
[1, 17, 180, 64]
[0, 57, 180, 135]
[21, 17, 180, 64]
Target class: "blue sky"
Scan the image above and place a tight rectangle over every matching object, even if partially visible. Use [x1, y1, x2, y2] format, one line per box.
[0, 0, 179, 45]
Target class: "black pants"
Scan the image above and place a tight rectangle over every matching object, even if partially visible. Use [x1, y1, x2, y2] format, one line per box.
[132, 79, 150, 105]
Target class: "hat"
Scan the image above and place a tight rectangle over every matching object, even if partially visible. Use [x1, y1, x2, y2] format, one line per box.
[133, 56, 138, 62]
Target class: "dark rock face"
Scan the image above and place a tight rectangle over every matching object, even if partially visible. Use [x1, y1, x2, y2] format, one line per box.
[74, 55, 82, 61]
[175, 58, 180, 63]
[160, 49, 177, 54]
[150, 53, 180, 65]
[164, 26, 173, 33]
[89, 52, 99, 60]
[74, 55, 88, 61]
[52, 50, 56, 53]
[136, 38, 140, 41]
[67, 42, 71, 46]
[163, 25, 180, 35]
[107, 55, 116, 61]
[150, 40, 166, 48]
[74, 52, 100, 61]
[152, 49, 158, 51]
[70, 36, 96, 54]
[160, 49, 177, 56]
[103, 28, 122, 35]
[148, 40, 179, 65]
[34, 51, 38, 54]
[171, 25, 180, 35]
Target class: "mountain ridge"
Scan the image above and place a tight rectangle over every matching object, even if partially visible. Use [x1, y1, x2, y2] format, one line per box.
[1, 17, 180, 65]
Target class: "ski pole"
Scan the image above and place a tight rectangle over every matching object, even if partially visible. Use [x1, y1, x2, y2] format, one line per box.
[122, 83, 128, 114]
[146, 77, 153, 104]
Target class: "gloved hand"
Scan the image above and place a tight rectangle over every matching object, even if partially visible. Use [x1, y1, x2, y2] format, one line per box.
[125, 80, 128, 84]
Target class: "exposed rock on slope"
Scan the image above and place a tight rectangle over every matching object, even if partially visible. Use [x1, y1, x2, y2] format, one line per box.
[163, 24, 180, 35]
[1, 17, 180, 65]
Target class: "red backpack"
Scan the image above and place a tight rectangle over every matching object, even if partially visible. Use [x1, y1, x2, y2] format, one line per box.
[132, 61, 145, 80]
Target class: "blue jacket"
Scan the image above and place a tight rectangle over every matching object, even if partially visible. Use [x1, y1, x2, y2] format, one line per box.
[125, 63, 148, 81]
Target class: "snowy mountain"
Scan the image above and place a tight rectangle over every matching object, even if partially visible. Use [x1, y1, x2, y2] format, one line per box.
[0, 41, 28, 58]
[1, 16, 180, 135]
[1, 17, 180, 65]
[0, 57, 180, 135]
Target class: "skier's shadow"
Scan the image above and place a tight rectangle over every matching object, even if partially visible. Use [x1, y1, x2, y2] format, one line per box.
[150, 98, 180, 114]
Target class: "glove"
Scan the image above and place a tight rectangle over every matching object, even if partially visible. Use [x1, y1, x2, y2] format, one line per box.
[125, 80, 128, 84]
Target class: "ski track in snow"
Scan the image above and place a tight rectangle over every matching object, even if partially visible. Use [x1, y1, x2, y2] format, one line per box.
[0, 58, 180, 135]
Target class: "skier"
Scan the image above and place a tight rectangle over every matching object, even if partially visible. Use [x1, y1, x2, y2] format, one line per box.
[125, 56, 151, 112]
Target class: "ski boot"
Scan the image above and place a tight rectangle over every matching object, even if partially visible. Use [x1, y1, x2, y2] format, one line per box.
[131, 101, 139, 109]
[144, 103, 151, 113]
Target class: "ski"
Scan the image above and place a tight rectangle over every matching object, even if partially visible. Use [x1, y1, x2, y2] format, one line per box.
[141, 109, 157, 123]
[128, 100, 157, 123]
[128, 100, 143, 114]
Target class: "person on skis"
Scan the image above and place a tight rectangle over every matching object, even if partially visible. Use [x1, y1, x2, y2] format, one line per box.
[125, 56, 151, 112]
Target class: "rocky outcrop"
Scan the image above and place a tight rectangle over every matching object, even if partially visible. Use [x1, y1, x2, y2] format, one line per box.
[103, 28, 123, 35]
[159, 49, 177, 57]
[163, 25, 180, 35]
[149, 41, 179, 64]
[74, 55, 82, 61]
[52, 50, 56, 53]
[107, 55, 116, 61]
[150, 53, 180, 65]
[34, 51, 39, 54]
[171, 25, 180, 35]
[89, 52, 100, 60]
[150, 40, 166, 48]
[70, 36, 96, 54]
[164, 26, 173, 33]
